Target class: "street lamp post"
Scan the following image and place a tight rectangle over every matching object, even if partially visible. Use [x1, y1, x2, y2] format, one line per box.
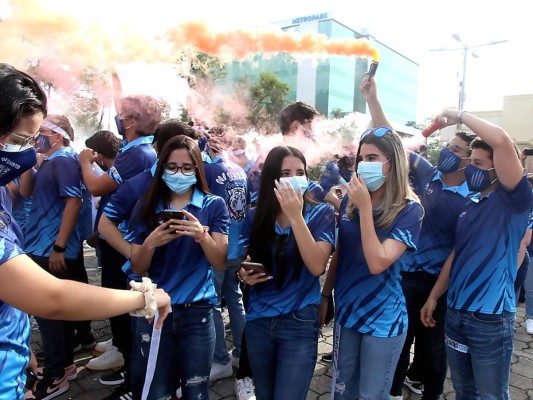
[452, 34, 509, 112]
[431, 35, 508, 114]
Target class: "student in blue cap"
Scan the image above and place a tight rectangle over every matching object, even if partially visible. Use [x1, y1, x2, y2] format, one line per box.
[237, 145, 336, 400]
[421, 109, 533, 400]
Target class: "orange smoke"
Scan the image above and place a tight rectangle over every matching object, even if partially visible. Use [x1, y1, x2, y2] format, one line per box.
[1, 0, 379, 72]
[168, 21, 379, 61]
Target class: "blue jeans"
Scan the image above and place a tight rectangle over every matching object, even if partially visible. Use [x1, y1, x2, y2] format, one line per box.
[130, 302, 215, 400]
[246, 305, 319, 400]
[445, 307, 515, 400]
[524, 252, 533, 318]
[213, 261, 246, 363]
[332, 324, 406, 400]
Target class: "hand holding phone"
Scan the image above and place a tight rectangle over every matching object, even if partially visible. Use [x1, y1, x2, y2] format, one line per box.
[163, 209, 184, 222]
[525, 149, 533, 156]
[241, 261, 268, 275]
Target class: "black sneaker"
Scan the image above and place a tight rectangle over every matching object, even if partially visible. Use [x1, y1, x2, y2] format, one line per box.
[100, 368, 126, 385]
[101, 382, 132, 400]
[25, 374, 69, 400]
[321, 351, 333, 363]
[73, 334, 96, 352]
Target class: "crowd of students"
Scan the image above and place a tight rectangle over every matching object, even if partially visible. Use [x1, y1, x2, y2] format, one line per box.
[0, 61, 532, 400]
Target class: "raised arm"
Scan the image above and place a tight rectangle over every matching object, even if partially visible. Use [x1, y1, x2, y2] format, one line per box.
[359, 77, 394, 129]
[436, 109, 523, 190]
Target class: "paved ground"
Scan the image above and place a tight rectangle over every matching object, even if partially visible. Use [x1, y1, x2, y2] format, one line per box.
[29, 247, 533, 399]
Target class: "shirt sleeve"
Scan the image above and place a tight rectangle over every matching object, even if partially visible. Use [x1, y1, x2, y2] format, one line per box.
[308, 203, 336, 248]
[127, 202, 149, 245]
[207, 196, 230, 235]
[387, 201, 424, 251]
[409, 151, 435, 194]
[55, 157, 83, 198]
[107, 151, 140, 185]
[500, 175, 533, 214]
[103, 179, 138, 223]
[238, 208, 256, 249]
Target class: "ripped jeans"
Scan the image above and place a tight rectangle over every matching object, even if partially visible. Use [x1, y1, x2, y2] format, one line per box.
[130, 302, 215, 400]
[332, 324, 406, 400]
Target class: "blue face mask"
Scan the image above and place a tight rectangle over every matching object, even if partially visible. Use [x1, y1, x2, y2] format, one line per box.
[357, 160, 389, 192]
[0, 146, 37, 186]
[37, 135, 52, 154]
[280, 176, 309, 194]
[437, 147, 467, 174]
[464, 164, 497, 192]
[115, 115, 133, 139]
[162, 171, 197, 195]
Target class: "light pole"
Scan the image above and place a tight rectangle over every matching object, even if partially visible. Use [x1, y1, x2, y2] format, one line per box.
[431, 35, 508, 112]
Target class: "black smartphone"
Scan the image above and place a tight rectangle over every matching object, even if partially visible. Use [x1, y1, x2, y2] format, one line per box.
[163, 209, 184, 223]
[25, 368, 37, 390]
[241, 261, 268, 275]
[335, 188, 343, 199]
[525, 149, 533, 156]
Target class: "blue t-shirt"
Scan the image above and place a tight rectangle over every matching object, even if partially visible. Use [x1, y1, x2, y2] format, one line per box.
[129, 188, 229, 305]
[25, 147, 84, 259]
[448, 176, 533, 314]
[406, 152, 471, 276]
[0, 204, 30, 400]
[107, 136, 156, 187]
[204, 156, 248, 261]
[238, 203, 336, 321]
[334, 198, 423, 337]
[319, 161, 340, 194]
[11, 179, 31, 236]
[244, 155, 263, 204]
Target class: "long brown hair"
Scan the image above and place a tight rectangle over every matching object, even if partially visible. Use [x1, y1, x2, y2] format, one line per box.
[348, 128, 420, 229]
[140, 135, 210, 231]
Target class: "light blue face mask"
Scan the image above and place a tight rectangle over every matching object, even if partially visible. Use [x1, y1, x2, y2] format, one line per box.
[357, 160, 389, 192]
[162, 171, 197, 195]
[279, 176, 309, 194]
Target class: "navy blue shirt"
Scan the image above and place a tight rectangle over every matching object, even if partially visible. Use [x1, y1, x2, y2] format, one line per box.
[129, 189, 229, 305]
[407, 152, 471, 276]
[204, 156, 248, 261]
[107, 136, 156, 187]
[448, 176, 533, 314]
[25, 147, 84, 259]
[0, 204, 30, 400]
[239, 203, 336, 321]
[334, 197, 423, 337]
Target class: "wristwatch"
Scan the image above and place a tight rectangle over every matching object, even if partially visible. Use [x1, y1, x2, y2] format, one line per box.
[53, 244, 66, 253]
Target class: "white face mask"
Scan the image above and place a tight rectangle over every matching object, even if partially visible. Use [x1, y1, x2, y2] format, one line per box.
[1, 143, 29, 152]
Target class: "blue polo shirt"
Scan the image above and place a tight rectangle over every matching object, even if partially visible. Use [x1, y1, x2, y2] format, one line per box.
[407, 152, 471, 275]
[107, 136, 156, 187]
[448, 176, 533, 314]
[204, 156, 248, 261]
[334, 198, 423, 337]
[129, 188, 229, 305]
[239, 203, 336, 321]
[25, 147, 84, 259]
[0, 204, 30, 400]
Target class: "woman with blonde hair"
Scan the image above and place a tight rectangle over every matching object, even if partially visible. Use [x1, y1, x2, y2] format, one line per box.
[321, 77, 423, 399]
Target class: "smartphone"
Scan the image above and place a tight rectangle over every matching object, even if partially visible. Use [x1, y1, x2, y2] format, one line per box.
[163, 209, 184, 223]
[241, 261, 268, 275]
[335, 188, 343, 199]
[525, 149, 533, 156]
[25, 368, 37, 390]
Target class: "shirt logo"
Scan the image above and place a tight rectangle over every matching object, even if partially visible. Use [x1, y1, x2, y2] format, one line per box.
[425, 182, 433, 196]
[459, 211, 467, 219]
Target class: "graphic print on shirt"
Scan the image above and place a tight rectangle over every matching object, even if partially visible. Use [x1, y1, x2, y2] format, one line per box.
[216, 171, 247, 222]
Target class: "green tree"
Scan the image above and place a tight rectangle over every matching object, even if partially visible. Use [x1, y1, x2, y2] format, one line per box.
[331, 108, 344, 119]
[248, 72, 289, 133]
[178, 51, 226, 87]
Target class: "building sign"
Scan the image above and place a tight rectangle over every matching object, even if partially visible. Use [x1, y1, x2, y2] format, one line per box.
[292, 12, 328, 25]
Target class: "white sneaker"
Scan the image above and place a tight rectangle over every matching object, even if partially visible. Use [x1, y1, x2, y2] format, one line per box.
[86, 346, 124, 370]
[390, 396, 403, 400]
[526, 318, 533, 334]
[235, 377, 256, 400]
[209, 361, 233, 381]
[94, 338, 113, 353]
[230, 352, 240, 369]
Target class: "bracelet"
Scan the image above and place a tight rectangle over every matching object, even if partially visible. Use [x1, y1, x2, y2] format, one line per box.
[195, 226, 209, 243]
[458, 110, 467, 124]
[53, 244, 66, 253]
[129, 277, 158, 319]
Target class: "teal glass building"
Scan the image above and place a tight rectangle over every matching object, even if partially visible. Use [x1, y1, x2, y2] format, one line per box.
[219, 12, 419, 125]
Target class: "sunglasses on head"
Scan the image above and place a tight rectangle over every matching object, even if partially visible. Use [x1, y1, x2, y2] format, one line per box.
[360, 127, 392, 141]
